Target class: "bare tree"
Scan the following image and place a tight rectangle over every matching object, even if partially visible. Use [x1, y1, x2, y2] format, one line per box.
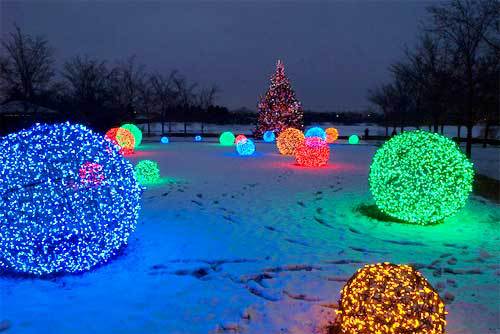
[368, 84, 392, 136]
[150, 71, 177, 134]
[137, 76, 155, 136]
[0, 25, 54, 102]
[427, 0, 499, 157]
[197, 84, 219, 134]
[110, 56, 144, 120]
[172, 74, 197, 135]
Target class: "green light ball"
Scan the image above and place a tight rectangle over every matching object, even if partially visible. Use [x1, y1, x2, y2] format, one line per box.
[369, 130, 474, 225]
[121, 123, 142, 148]
[134, 160, 160, 185]
[348, 134, 359, 144]
[219, 131, 235, 146]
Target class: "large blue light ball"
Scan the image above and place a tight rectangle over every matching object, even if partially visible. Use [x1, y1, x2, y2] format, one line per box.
[236, 138, 256, 156]
[305, 127, 326, 141]
[263, 130, 276, 142]
[0, 122, 142, 275]
[160, 136, 169, 144]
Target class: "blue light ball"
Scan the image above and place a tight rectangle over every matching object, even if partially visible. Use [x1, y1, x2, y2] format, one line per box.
[263, 131, 276, 142]
[161, 136, 169, 144]
[305, 127, 326, 141]
[0, 122, 142, 275]
[195, 135, 202, 142]
[236, 138, 256, 156]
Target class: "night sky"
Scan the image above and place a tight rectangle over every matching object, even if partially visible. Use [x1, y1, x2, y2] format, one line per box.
[1, 1, 431, 111]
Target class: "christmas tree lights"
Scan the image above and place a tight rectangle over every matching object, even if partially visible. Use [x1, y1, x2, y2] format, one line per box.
[276, 128, 305, 155]
[134, 160, 161, 185]
[295, 137, 330, 167]
[105, 127, 135, 155]
[160, 136, 169, 144]
[305, 127, 326, 141]
[263, 130, 276, 142]
[236, 138, 256, 156]
[235, 134, 247, 145]
[333, 263, 446, 334]
[0, 122, 142, 275]
[325, 127, 339, 143]
[255, 60, 303, 138]
[369, 130, 474, 224]
[219, 131, 235, 146]
[348, 134, 359, 145]
[120, 123, 142, 148]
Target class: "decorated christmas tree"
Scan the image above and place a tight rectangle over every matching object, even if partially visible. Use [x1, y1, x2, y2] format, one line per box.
[255, 60, 303, 138]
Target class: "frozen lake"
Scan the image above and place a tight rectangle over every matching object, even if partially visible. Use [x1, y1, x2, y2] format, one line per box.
[1, 140, 499, 334]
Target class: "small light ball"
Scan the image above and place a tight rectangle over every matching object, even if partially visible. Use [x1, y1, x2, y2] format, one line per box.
[120, 123, 142, 147]
[305, 126, 326, 141]
[134, 160, 161, 185]
[325, 127, 339, 143]
[219, 131, 235, 146]
[333, 263, 446, 334]
[235, 134, 247, 145]
[160, 136, 169, 144]
[369, 130, 474, 224]
[348, 134, 359, 145]
[105, 127, 135, 155]
[236, 138, 256, 156]
[276, 128, 305, 155]
[194, 135, 202, 142]
[295, 137, 330, 167]
[79, 162, 105, 187]
[0, 122, 142, 275]
[263, 130, 276, 142]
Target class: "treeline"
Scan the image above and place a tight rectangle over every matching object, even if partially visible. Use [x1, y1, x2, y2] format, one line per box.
[367, 0, 499, 157]
[0, 25, 220, 134]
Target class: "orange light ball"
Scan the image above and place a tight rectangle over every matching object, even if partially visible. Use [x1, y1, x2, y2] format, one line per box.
[333, 263, 446, 334]
[295, 137, 330, 167]
[325, 127, 339, 143]
[105, 127, 135, 155]
[276, 128, 305, 155]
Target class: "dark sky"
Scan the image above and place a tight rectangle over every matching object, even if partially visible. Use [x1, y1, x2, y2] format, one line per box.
[1, 1, 431, 111]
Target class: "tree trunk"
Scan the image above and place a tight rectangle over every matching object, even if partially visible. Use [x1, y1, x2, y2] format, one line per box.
[457, 125, 461, 142]
[184, 122, 187, 136]
[428, 125, 432, 131]
[466, 124, 473, 158]
[385, 126, 388, 137]
[201, 122, 204, 135]
[161, 110, 165, 135]
[440, 124, 444, 134]
[483, 122, 490, 148]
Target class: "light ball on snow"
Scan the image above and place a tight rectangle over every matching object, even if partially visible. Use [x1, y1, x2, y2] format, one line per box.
[263, 130, 276, 142]
[276, 128, 305, 155]
[120, 123, 142, 148]
[236, 138, 256, 156]
[134, 160, 161, 185]
[325, 127, 339, 143]
[305, 126, 326, 141]
[295, 137, 330, 167]
[0, 122, 142, 275]
[369, 130, 474, 224]
[348, 134, 359, 145]
[219, 131, 235, 146]
[160, 136, 169, 144]
[333, 262, 446, 334]
[235, 134, 247, 145]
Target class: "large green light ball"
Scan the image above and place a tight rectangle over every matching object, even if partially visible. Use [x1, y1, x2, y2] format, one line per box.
[121, 123, 142, 148]
[219, 131, 235, 146]
[134, 160, 160, 185]
[369, 130, 474, 225]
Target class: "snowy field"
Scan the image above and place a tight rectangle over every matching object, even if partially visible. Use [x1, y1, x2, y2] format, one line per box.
[0, 139, 499, 334]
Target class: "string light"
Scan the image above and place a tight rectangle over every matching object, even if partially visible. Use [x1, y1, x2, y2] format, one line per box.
[369, 130, 474, 224]
[120, 123, 142, 148]
[160, 136, 169, 144]
[295, 137, 330, 167]
[0, 122, 142, 275]
[134, 160, 161, 185]
[305, 126, 326, 141]
[105, 127, 135, 155]
[255, 60, 303, 137]
[219, 131, 235, 146]
[263, 130, 276, 142]
[333, 262, 446, 334]
[235, 134, 247, 145]
[348, 134, 359, 145]
[236, 138, 256, 156]
[325, 127, 339, 143]
[276, 128, 305, 155]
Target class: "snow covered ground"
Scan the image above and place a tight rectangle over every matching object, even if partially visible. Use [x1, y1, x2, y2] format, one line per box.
[1, 139, 499, 334]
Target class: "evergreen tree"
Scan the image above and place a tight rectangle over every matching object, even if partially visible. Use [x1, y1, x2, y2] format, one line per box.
[255, 60, 303, 137]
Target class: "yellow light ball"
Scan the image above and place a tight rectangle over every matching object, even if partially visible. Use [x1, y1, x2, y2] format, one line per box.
[333, 263, 446, 334]
[276, 128, 305, 155]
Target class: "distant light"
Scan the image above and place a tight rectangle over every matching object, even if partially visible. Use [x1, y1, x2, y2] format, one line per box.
[160, 136, 169, 144]
[325, 127, 339, 143]
[194, 135, 202, 142]
[219, 131, 235, 146]
[348, 134, 360, 145]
